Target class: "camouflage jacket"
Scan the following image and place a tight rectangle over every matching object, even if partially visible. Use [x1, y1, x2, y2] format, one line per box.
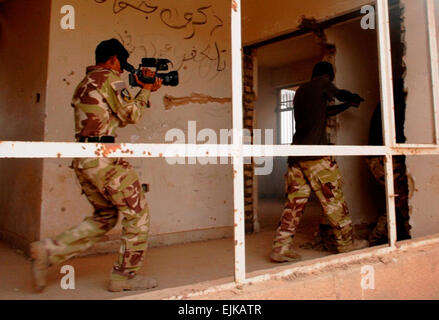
[72, 66, 150, 140]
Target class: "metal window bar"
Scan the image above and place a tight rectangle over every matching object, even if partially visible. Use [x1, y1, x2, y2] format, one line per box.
[5, 142, 439, 158]
[280, 90, 296, 110]
[1, 0, 439, 287]
[376, 0, 397, 247]
[279, 89, 295, 144]
[280, 109, 294, 144]
[231, 0, 246, 285]
[282, 110, 294, 144]
[426, 0, 439, 145]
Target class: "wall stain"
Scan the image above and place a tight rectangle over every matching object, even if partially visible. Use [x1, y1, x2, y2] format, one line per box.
[407, 174, 416, 199]
[163, 92, 231, 110]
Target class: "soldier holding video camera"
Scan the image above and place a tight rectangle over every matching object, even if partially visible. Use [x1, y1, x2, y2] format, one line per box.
[30, 38, 163, 293]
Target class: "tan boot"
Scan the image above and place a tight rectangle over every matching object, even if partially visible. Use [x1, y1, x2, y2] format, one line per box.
[30, 241, 50, 293]
[299, 234, 331, 252]
[108, 275, 158, 292]
[338, 239, 369, 253]
[270, 250, 302, 263]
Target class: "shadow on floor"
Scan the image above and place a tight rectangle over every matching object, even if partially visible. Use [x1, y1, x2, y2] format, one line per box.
[0, 198, 371, 299]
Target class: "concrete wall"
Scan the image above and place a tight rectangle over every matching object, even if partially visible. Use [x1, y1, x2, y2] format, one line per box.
[40, 0, 234, 246]
[403, 0, 435, 145]
[242, 0, 372, 45]
[403, 0, 439, 238]
[256, 58, 319, 199]
[254, 65, 284, 199]
[0, 0, 51, 251]
[327, 19, 383, 225]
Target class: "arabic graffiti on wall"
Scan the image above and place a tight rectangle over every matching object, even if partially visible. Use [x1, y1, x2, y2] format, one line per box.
[94, 0, 228, 80]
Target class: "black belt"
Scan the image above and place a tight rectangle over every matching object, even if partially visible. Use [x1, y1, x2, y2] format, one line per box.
[79, 136, 115, 143]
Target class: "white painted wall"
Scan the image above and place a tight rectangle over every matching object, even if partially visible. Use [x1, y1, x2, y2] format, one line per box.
[40, 0, 234, 245]
[403, 0, 439, 238]
[242, 0, 373, 45]
[256, 58, 319, 199]
[0, 0, 51, 251]
[327, 19, 383, 225]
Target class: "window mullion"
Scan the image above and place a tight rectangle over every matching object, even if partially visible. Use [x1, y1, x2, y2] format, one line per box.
[426, 0, 439, 145]
[384, 154, 398, 246]
[231, 0, 246, 285]
[377, 0, 398, 247]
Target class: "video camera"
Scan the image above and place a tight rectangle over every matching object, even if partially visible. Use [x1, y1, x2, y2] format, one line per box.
[122, 58, 179, 88]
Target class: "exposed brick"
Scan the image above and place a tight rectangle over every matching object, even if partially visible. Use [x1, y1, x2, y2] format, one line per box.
[243, 50, 256, 233]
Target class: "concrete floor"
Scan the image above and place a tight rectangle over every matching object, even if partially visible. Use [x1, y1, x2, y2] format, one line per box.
[0, 198, 343, 300]
[1, 199, 437, 300]
[0, 231, 333, 300]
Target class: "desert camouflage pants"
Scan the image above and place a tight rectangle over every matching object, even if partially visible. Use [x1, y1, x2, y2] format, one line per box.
[42, 157, 149, 280]
[366, 156, 411, 245]
[273, 157, 353, 254]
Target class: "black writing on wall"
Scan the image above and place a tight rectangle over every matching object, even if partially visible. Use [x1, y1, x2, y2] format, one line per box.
[94, 0, 228, 80]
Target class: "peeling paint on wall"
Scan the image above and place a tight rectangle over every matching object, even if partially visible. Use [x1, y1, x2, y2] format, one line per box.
[298, 17, 337, 64]
[163, 93, 231, 110]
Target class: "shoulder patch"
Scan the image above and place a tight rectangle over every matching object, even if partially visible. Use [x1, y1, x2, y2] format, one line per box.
[121, 88, 133, 103]
[111, 80, 126, 92]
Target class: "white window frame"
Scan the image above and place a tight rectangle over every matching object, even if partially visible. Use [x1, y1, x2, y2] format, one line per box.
[2, 0, 439, 288]
[277, 86, 297, 145]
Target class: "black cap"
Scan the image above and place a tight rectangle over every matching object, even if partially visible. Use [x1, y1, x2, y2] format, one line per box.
[95, 38, 129, 66]
[312, 61, 335, 82]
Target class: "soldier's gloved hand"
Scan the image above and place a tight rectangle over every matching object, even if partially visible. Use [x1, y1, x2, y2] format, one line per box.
[350, 93, 364, 108]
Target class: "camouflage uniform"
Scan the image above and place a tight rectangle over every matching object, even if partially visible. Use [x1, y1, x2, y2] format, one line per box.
[42, 66, 151, 280]
[365, 156, 411, 245]
[272, 156, 353, 254]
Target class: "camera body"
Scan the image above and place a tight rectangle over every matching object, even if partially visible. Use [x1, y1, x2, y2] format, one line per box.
[123, 58, 179, 87]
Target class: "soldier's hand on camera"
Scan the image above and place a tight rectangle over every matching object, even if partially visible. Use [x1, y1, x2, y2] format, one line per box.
[134, 73, 149, 89]
[134, 68, 157, 91]
[141, 67, 155, 79]
[141, 68, 162, 92]
[150, 77, 163, 92]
